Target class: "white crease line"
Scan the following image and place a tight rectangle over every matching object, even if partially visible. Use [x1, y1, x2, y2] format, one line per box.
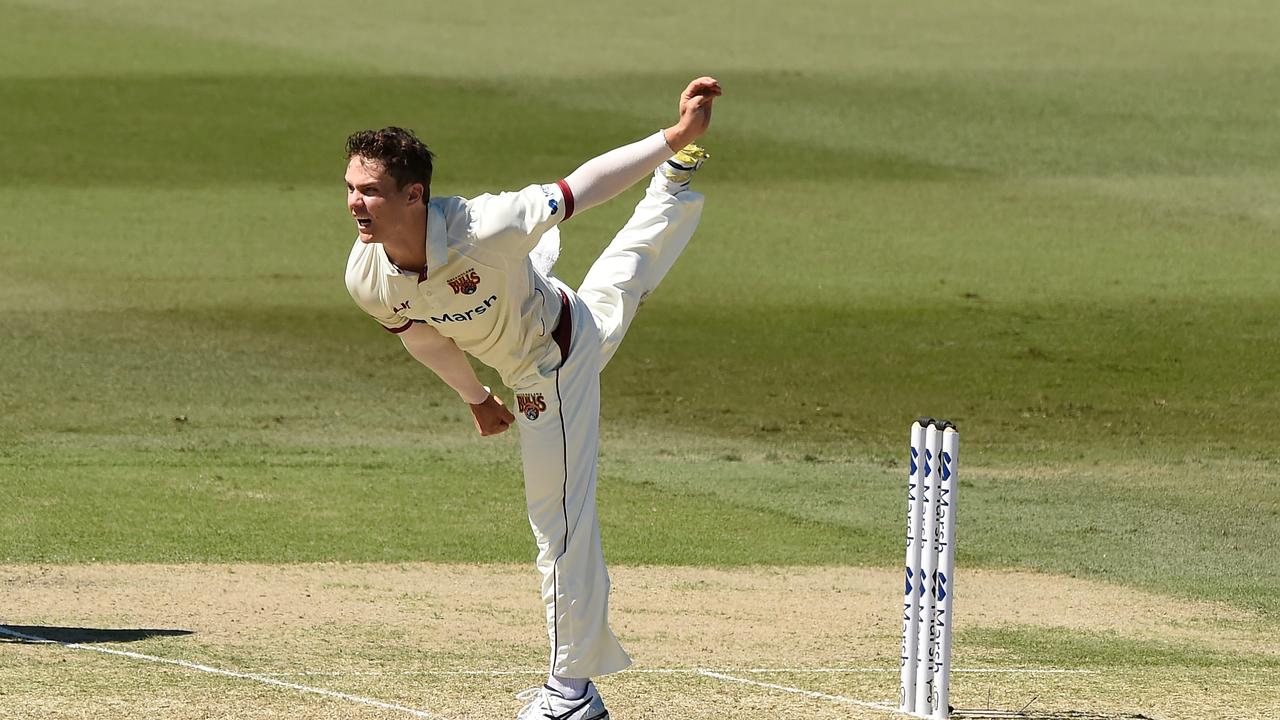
[0, 625, 447, 719]
[698, 669, 900, 713]
[722, 668, 1098, 676]
[260, 667, 1097, 677]
[952, 668, 1098, 675]
[269, 669, 547, 677]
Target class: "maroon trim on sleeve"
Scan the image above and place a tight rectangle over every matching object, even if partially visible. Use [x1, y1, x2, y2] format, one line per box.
[386, 320, 414, 334]
[555, 179, 575, 222]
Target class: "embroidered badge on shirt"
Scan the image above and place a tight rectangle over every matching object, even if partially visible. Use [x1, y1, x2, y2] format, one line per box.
[447, 268, 481, 295]
[448, 266, 481, 294]
[541, 184, 559, 215]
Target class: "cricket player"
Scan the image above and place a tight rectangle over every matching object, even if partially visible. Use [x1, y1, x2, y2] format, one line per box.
[343, 76, 720, 720]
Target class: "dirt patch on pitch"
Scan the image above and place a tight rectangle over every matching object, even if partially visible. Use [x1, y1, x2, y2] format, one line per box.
[1, 564, 1276, 720]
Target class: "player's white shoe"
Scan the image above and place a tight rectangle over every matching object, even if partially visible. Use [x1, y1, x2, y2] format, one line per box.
[655, 143, 710, 193]
[516, 683, 609, 720]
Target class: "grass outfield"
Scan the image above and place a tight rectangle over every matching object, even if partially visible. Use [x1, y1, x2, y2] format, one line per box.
[2, 0, 1279, 632]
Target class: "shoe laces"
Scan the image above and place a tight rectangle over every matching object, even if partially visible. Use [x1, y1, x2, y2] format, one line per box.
[516, 686, 547, 718]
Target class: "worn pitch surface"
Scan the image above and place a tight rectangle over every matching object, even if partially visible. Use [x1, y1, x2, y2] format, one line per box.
[3, 564, 1275, 720]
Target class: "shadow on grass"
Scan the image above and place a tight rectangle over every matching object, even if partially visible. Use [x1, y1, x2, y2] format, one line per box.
[0, 625, 193, 644]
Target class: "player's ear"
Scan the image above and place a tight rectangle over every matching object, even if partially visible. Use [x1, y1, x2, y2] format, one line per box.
[406, 182, 425, 205]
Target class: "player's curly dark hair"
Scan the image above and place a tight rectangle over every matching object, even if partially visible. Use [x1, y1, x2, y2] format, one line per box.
[345, 127, 435, 193]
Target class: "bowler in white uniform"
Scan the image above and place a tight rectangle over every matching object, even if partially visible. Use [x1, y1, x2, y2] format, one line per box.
[342, 77, 721, 720]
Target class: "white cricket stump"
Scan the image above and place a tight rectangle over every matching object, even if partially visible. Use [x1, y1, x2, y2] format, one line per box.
[899, 418, 959, 719]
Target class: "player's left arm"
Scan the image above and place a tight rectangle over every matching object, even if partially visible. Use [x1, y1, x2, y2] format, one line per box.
[562, 76, 721, 214]
[468, 77, 720, 253]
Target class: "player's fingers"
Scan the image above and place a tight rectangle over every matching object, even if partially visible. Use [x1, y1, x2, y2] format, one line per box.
[681, 77, 718, 101]
[686, 94, 712, 111]
[682, 91, 719, 118]
[686, 95, 714, 124]
[688, 77, 721, 96]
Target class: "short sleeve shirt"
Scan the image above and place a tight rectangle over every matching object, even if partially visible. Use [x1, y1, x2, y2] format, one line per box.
[345, 181, 575, 389]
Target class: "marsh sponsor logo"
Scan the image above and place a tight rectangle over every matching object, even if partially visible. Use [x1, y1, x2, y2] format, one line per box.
[430, 294, 498, 323]
[516, 392, 547, 421]
[447, 268, 481, 295]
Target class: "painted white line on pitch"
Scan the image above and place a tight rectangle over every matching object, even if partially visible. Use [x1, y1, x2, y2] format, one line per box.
[698, 669, 899, 713]
[267, 669, 548, 677]
[722, 667, 1097, 676]
[0, 626, 447, 719]
[258, 666, 1096, 678]
[951, 668, 1097, 675]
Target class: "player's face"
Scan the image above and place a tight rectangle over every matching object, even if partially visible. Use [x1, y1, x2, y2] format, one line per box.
[345, 156, 423, 244]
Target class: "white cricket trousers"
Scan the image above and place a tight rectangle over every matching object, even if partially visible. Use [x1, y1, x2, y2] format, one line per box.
[514, 181, 703, 678]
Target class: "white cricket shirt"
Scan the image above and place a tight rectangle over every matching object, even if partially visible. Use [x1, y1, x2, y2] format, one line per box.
[345, 182, 574, 390]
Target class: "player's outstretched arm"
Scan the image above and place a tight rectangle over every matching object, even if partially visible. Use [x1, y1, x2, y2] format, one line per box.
[562, 76, 721, 214]
[398, 323, 515, 436]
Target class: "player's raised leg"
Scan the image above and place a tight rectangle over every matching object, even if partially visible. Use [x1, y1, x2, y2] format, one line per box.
[577, 145, 709, 368]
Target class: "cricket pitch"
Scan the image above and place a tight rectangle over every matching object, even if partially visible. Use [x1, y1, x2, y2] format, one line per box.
[2, 564, 1275, 720]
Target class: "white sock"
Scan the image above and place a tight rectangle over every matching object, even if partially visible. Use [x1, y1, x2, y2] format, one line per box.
[547, 674, 589, 700]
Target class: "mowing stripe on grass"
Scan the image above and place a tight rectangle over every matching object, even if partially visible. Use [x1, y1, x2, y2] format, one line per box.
[0, 625, 449, 719]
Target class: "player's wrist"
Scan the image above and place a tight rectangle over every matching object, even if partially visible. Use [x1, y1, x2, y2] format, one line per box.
[466, 386, 493, 405]
[662, 126, 689, 152]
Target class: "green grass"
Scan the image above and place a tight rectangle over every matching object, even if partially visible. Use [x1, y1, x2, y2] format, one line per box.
[2, 0, 1279, 616]
[0, 447, 874, 566]
[961, 626, 1280, 670]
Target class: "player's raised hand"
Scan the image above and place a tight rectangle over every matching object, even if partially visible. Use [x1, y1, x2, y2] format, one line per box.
[665, 76, 722, 150]
[470, 393, 515, 436]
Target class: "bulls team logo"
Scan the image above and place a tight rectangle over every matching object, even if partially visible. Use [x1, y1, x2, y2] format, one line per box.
[516, 393, 547, 421]
[447, 268, 481, 295]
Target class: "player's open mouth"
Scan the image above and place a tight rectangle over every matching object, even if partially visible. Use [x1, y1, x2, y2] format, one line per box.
[356, 218, 372, 229]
